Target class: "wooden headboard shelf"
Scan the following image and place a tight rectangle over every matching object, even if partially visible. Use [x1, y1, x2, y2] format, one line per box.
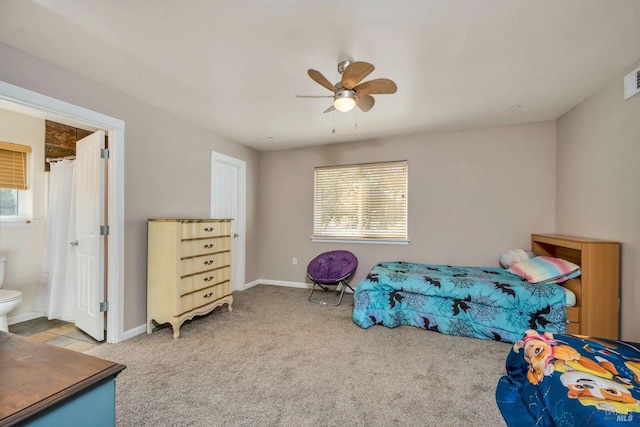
[531, 234, 620, 339]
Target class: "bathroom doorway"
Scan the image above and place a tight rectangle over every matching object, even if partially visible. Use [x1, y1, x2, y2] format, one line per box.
[34, 130, 106, 341]
[0, 80, 125, 343]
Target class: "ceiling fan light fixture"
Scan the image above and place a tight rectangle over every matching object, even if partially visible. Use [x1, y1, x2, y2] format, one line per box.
[302, 61, 396, 114]
[333, 89, 356, 112]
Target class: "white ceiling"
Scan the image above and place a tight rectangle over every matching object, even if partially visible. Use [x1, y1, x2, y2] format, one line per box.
[1, 0, 639, 151]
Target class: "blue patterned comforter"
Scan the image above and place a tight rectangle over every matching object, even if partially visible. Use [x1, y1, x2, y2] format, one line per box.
[352, 261, 566, 343]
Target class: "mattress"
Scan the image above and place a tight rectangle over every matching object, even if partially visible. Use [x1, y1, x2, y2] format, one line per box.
[563, 286, 576, 307]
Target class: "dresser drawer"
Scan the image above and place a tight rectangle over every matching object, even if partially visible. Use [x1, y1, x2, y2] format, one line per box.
[566, 306, 580, 335]
[566, 322, 580, 335]
[180, 248, 231, 274]
[179, 281, 231, 314]
[181, 221, 231, 239]
[180, 267, 231, 295]
[180, 237, 231, 258]
[566, 306, 580, 323]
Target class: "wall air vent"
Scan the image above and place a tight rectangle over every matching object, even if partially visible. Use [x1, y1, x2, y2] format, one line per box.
[624, 66, 640, 100]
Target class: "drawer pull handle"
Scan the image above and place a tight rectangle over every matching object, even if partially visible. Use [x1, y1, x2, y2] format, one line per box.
[204, 243, 214, 249]
[204, 227, 215, 232]
[204, 276, 214, 282]
[204, 260, 215, 265]
[203, 292, 214, 299]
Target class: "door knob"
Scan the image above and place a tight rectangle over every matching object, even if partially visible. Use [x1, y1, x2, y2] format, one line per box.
[70, 240, 79, 246]
[233, 233, 239, 238]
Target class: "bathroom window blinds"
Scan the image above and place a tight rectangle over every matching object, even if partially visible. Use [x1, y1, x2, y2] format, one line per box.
[313, 160, 408, 240]
[0, 141, 31, 190]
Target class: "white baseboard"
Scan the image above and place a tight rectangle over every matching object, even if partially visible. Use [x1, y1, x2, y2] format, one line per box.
[246, 279, 310, 290]
[8, 311, 45, 325]
[244, 279, 354, 293]
[242, 279, 262, 290]
[122, 323, 147, 341]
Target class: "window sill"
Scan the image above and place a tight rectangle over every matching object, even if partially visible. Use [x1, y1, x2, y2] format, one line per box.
[311, 237, 409, 245]
[0, 219, 36, 228]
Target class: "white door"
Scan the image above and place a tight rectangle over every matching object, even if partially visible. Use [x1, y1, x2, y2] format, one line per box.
[210, 152, 246, 291]
[75, 130, 106, 341]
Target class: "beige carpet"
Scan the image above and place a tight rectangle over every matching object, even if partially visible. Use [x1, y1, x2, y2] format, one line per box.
[88, 285, 511, 426]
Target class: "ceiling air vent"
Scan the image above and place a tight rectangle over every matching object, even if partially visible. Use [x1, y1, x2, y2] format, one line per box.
[624, 66, 640, 100]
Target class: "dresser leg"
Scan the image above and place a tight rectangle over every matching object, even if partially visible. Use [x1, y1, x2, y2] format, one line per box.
[171, 322, 181, 339]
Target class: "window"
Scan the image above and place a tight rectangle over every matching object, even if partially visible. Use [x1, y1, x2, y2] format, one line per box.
[313, 160, 408, 241]
[0, 141, 32, 221]
[0, 189, 19, 216]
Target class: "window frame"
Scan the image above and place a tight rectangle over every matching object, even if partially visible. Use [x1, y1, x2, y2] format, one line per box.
[0, 141, 33, 224]
[312, 160, 409, 245]
[0, 188, 32, 223]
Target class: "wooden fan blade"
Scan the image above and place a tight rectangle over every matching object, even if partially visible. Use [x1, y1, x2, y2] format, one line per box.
[356, 94, 375, 112]
[323, 105, 336, 113]
[341, 61, 375, 89]
[353, 78, 397, 95]
[308, 69, 336, 92]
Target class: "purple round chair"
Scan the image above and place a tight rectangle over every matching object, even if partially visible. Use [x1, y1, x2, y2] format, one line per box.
[306, 250, 358, 306]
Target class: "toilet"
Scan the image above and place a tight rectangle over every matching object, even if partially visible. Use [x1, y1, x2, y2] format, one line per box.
[0, 257, 22, 333]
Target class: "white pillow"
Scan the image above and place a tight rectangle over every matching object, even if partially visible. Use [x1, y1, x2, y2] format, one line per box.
[499, 249, 537, 269]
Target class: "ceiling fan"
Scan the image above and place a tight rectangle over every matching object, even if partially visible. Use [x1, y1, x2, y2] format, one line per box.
[296, 60, 397, 113]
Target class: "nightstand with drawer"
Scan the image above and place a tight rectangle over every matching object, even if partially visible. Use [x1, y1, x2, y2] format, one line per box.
[531, 233, 620, 339]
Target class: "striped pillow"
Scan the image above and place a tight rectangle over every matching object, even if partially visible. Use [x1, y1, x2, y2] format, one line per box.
[499, 249, 537, 269]
[507, 256, 580, 284]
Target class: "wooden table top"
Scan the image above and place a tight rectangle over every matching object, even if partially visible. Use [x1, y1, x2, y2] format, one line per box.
[0, 331, 125, 426]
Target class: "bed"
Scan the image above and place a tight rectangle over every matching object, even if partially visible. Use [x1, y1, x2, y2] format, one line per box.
[352, 234, 620, 343]
[496, 331, 640, 426]
[351, 261, 569, 343]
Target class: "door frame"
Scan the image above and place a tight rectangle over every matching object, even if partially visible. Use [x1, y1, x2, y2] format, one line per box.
[0, 80, 125, 343]
[210, 151, 246, 291]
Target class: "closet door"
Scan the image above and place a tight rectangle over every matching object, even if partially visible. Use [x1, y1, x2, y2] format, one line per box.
[210, 151, 246, 292]
[75, 130, 105, 341]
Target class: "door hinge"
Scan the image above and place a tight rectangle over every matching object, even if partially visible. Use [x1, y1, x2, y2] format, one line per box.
[101, 148, 110, 159]
[100, 301, 109, 312]
[100, 225, 110, 235]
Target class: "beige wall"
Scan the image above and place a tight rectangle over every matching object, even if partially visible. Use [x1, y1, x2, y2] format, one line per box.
[556, 60, 640, 342]
[258, 121, 557, 286]
[0, 109, 46, 318]
[3, 36, 635, 343]
[0, 42, 261, 332]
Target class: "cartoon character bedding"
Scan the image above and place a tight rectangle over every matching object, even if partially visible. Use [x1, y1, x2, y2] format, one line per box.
[351, 251, 581, 343]
[496, 331, 640, 426]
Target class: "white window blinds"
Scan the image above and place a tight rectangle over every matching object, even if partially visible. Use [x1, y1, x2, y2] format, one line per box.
[314, 160, 408, 239]
[0, 141, 31, 190]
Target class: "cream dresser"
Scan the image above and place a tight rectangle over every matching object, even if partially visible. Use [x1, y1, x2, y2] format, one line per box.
[147, 218, 233, 338]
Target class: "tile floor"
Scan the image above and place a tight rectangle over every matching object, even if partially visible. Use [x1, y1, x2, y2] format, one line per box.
[8, 317, 102, 353]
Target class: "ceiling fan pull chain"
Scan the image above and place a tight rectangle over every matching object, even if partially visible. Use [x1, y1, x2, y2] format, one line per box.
[332, 110, 336, 134]
[354, 108, 358, 129]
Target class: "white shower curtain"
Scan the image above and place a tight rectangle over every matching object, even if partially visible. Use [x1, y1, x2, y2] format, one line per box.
[34, 159, 76, 321]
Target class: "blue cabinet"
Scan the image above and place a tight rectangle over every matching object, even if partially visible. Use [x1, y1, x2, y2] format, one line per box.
[0, 331, 125, 426]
